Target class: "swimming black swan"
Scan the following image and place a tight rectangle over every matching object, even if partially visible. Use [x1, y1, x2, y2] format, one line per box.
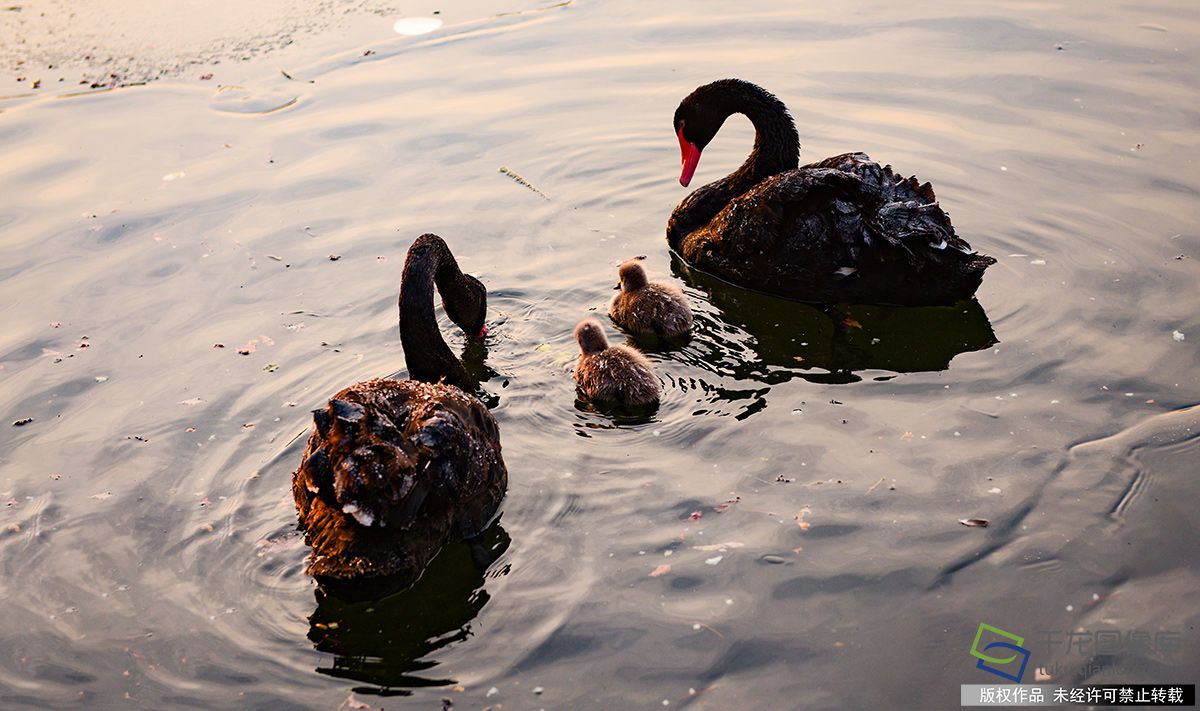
[573, 318, 660, 406]
[609, 259, 694, 338]
[667, 79, 994, 306]
[292, 234, 507, 587]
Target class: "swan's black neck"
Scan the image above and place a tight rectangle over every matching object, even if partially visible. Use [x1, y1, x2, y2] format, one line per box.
[721, 80, 801, 186]
[668, 80, 801, 247]
[398, 234, 486, 392]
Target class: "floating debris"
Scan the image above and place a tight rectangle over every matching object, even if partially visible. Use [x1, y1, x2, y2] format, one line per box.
[340, 694, 380, 711]
[1172, 330, 1185, 342]
[959, 518, 989, 528]
[713, 497, 739, 513]
[12, 417, 33, 427]
[499, 166, 550, 200]
[649, 564, 671, 577]
[794, 506, 812, 530]
[279, 68, 313, 83]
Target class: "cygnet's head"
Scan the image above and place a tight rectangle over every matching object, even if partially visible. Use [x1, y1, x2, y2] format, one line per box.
[574, 318, 610, 355]
[617, 260, 649, 292]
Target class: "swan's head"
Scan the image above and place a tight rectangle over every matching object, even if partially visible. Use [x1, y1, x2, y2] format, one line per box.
[443, 273, 489, 338]
[574, 318, 609, 355]
[674, 81, 738, 187]
[675, 79, 784, 187]
[617, 259, 649, 292]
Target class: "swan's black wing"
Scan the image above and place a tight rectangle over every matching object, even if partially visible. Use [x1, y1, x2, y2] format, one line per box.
[682, 152, 993, 305]
[292, 378, 506, 582]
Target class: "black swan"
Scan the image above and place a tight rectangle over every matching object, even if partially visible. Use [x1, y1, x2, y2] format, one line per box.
[573, 318, 660, 406]
[292, 234, 507, 588]
[609, 259, 694, 338]
[668, 79, 995, 306]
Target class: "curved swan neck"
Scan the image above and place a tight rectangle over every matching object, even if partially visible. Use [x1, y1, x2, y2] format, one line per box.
[398, 234, 484, 392]
[668, 81, 801, 248]
[721, 80, 800, 183]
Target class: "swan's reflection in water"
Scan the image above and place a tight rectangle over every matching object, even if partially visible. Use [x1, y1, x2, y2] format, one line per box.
[669, 254, 997, 385]
[307, 522, 511, 696]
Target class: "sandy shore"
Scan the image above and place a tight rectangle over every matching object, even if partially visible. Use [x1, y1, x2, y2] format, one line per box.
[0, 0, 530, 91]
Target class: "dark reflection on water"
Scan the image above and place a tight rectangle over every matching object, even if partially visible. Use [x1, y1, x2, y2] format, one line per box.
[308, 522, 511, 695]
[458, 336, 505, 406]
[572, 395, 660, 429]
[670, 254, 997, 385]
[1, 0, 1198, 708]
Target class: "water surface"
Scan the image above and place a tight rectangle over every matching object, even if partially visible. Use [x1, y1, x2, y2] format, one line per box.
[1, 1, 1198, 708]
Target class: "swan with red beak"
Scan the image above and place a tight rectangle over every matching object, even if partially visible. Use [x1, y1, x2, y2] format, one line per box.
[667, 79, 995, 306]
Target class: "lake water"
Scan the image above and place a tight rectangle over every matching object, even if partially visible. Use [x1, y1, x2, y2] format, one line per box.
[1, 1, 1198, 708]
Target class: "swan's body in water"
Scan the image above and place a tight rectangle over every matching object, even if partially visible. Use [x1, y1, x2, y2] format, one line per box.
[668, 79, 994, 306]
[573, 319, 660, 406]
[609, 259, 693, 338]
[292, 234, 506, 587]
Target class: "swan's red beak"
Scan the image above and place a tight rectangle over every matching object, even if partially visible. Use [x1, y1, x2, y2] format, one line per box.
[477, 325, 489, 338]
[678, 127, 701, 187]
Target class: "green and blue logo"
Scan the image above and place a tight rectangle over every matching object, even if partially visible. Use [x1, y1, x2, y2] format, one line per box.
[970, 622, 1031, 683]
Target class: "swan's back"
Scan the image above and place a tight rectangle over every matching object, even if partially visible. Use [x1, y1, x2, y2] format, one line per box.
[292, 378, 506, 583]
[680, 152, 994, 306]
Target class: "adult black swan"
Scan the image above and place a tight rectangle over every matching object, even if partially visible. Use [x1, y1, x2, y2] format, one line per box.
[292, 234, 507, 591]
[667, 79, 994, 306]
